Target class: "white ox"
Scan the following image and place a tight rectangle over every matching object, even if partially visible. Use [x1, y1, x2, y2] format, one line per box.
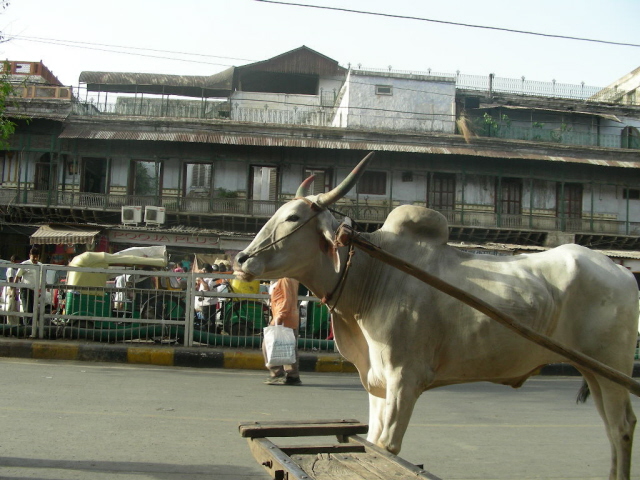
[235, 154, 639, 480]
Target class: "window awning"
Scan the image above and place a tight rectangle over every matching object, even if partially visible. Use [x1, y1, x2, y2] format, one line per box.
[30, 225, 102, 245]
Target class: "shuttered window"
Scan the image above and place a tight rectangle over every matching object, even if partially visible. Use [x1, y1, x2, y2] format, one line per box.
[557, 183, 583, 218]
[357, 171, 386, 195]
[497, 178, 522, 215]
[304, 168, 332, 194]
[250, 165, 279, 201]
[428, 173, 456, 210]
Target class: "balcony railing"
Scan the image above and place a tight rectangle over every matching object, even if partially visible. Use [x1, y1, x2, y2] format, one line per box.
[473, 123, 638, 150]
[3, 189, 640, 237]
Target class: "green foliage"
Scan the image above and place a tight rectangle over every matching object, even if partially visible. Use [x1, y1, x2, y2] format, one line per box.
[0, 63, 18, 150]
[550, 122, 572, 143]
[531, 122, 545, 140]
[133, 161, 159, 196]
[216, 188, 239, 198]
[0, 3, 18, 150]
[475, 112, 511, 137]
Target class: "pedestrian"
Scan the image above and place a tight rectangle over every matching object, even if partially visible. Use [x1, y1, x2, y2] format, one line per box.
[263, 277, 302, 386]
[195, 263, 219, 330]
[14, 247, 43, 325]
[3, 254, 20, 325]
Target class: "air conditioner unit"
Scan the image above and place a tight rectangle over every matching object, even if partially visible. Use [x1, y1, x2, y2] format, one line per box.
[121, 206, 142, 224]
[144, 206, 166, 225]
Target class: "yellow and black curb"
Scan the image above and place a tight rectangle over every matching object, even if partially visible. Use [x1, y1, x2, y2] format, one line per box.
[0, 338, 358, 373]
[1, 338, 631, 377]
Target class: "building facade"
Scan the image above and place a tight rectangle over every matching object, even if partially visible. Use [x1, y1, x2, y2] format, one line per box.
[1, 47, 640, 276]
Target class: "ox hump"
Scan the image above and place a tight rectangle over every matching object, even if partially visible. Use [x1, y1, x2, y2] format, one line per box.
[380, 205, 449, 245]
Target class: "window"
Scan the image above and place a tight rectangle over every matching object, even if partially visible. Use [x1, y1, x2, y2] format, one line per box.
[557, 183, 583, 218]
[34, 153, 58, 191]
[427, 173, 456, 211]
[80, 157, 107, 194]
[184, 162, 213, 196]
[1, 151, 18, 183]
[130, 160, 161, 196]
[623, 188, 640, 200]
[497, 178, 522, 215]
[250, 166, 278, 201]
[622, 127, 640, 149]
[303, 168, 332, 195]
[375, 85, 392, 96]
[357, 171, 387, 195]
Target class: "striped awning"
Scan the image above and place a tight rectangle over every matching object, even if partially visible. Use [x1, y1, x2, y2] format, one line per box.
[30, 225, 102, 245]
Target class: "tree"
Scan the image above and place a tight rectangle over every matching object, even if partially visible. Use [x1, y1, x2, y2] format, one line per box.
[0, 1, 17, 150]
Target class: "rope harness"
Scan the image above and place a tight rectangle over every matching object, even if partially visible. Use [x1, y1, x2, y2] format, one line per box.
[241, 197, 356, 313]
[242, 198, 323, 260]
[322, 242, 355, 313]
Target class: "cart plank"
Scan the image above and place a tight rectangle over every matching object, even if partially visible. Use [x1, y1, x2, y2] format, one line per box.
[247, 437, 311, 480]
[240, 419, 368, 438]
[241, 419, 442, 480]
[292, 453, 368, 480]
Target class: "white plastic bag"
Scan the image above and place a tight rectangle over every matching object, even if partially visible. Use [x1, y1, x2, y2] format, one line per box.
[263, 325, 296, 367]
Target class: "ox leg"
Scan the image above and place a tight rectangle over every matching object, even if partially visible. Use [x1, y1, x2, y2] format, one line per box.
[367, 394, 386, 445]
[375, 377, 421, 454]
[580, 371, 636, 480]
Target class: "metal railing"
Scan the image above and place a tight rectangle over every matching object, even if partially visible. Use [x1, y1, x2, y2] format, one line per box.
[0, 265, 334, 351]
[356, 67, 636, 104]
[471, 123, 637, 150]
[439, 209, 640, 236]
[2, 188, 639, 235]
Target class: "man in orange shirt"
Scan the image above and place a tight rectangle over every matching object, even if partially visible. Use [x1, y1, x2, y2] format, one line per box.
[263, 277, 302, 386]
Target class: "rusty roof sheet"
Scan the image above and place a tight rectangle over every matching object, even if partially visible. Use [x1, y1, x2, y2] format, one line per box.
[237, 46, 346, 76]
[594, 249, 640, 260]
[58, 125, 640, 168]
[79, 68, 235, 98]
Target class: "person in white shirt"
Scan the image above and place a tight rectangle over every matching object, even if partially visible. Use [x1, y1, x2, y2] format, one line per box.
[195, 263, 219, 330]
[2, 254, 20, 324]
[14, 247, 43, 324]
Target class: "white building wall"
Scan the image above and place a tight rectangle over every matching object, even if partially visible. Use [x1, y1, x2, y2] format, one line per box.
[230, 91, 325, 125]
[161, 158, 180, 190]
[344, 71, 456, 133]
[213, 161, 246, 194]
[332, 77, 350, 128]
[318, 76, 345, 104]
[109, 157, 129, 187]
[391, 174, 426, 205]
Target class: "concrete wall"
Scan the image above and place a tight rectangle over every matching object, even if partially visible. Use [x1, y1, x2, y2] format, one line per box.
[342, 71, 456, 133]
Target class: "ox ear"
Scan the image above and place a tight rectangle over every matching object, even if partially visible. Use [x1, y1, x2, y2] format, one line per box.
[317, 213, 341, 273]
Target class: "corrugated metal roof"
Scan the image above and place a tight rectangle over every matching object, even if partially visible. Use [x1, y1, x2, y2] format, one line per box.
[237, 46, 346, 77]
[58, 125, 640, 168]
[79, 68, 235, 98]
[594, 249, 640, 260]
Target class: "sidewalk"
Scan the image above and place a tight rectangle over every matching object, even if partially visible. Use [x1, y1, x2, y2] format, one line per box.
[0, 337, 638, 377]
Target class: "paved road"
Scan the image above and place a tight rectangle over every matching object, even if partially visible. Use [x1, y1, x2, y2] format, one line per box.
[1, 358, 640, 480]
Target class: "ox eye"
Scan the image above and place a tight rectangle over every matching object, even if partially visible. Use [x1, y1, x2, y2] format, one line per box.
[286, 214, 300, 222]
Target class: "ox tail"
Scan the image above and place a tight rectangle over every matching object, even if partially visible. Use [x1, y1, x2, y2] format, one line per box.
[576, 379, 591, 404]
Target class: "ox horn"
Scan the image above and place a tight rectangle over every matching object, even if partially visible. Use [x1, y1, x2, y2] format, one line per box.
[295, 175, 315, 198]
[315, 152, 375, 209]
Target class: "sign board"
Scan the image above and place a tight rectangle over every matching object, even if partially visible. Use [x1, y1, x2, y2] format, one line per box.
[109, 230, 221, 248]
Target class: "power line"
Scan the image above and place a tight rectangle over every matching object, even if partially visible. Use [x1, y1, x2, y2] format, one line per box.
[7, 34, 257, 62]
[254, 0, 640, 48]
[6, 35, 253, 68]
